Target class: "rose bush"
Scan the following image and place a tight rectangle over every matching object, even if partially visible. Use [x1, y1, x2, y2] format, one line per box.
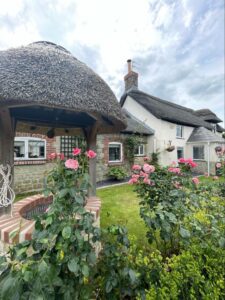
[130, 158, 225, 257]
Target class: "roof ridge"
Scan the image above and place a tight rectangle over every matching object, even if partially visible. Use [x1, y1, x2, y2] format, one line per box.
[129, 89, 193, 112]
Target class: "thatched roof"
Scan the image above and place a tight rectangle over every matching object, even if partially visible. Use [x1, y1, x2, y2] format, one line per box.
[0, 41, 126, 134]
[121, 108, 154, 135]
[194, 109, 222, 123]
[187, 127, 225, 143]
[120, 89, 213, 130]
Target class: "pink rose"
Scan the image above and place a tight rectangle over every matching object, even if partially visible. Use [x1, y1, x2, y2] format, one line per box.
[144, 156, 150, 161]
[73, 148, 81, 156]
[216, 163, 222, 168]
[65, 159, 79, 170]
[140, 171, 148, 178]
[48, 152, 57, 160]
[86, 150, 97, 159]
[143, 164, 155, 174]
[132, 174, 140, 179]
[213, 176, 219, 180]
[128, 177, 138, 184]
[187, 159, 197, 168]
[192, 177, 199, 185]
[132, 164, 141, 171]
[168, 167, 181, 174]
[178, 158, 186, 163]
[143, 177, 151, 185]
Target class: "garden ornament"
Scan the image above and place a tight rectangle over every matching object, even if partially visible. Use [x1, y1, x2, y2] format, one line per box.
[0, 164, 15, 217]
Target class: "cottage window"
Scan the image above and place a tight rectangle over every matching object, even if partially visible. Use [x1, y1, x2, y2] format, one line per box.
[193, 146, 204, 160]
[134, 144, 145, 156]
[14, 137, 46, 160]
[108, 142, 122, 162]
[177, 147, 184, 159]
[176, 125, 183, 138]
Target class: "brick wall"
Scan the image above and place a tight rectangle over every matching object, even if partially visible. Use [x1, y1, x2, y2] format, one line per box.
[14, 162, 55, 194]
[14, 132, 148, 193]
[14, 132, 57, 193]
[96, 133, 148, 182]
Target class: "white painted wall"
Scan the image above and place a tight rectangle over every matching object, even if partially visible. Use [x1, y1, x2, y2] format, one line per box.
[123, 96, 194, 165]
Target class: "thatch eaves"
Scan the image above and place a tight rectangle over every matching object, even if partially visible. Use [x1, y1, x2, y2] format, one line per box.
[120, 89, 213, 130]
[0, 41, 126, 134]
[194, 109, 222, 123]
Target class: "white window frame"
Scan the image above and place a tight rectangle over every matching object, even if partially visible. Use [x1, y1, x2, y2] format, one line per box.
[193, 145, 205, 160]
[108, 142, 123, 163]
[176, 125, 184, 138]
[134, 144, 145, 157]
[14, 137, 46, 160]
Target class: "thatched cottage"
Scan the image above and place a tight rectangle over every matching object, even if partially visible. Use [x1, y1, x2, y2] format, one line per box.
[13, 59, 224, 193]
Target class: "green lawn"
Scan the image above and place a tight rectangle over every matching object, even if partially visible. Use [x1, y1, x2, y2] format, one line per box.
[97, 184, 148, 246]
[199, 175, 224, 183]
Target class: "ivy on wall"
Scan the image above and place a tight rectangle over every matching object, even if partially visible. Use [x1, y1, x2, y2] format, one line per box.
[124, 134, 143, 164]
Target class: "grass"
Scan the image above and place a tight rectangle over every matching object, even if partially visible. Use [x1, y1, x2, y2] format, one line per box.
[199, 175, 224, 183]
[15, 191, 42, 202]
[97, 184, 148, 246]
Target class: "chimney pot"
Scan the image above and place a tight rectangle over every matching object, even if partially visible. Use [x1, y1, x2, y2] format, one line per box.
[124, 59, 138, 91]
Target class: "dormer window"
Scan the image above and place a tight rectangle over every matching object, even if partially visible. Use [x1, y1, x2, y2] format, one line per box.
[176, 125, 183, 138]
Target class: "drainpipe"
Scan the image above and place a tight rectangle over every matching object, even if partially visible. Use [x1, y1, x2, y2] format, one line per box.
[207, 142, 210, 176]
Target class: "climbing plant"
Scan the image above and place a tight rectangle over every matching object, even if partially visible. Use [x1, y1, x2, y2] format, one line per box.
[124, 134, 143, 164]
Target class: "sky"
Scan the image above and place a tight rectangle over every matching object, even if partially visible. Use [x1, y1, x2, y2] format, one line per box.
[0, 0, 224, 125]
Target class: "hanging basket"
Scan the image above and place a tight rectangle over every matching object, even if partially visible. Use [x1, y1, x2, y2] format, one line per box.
[166, 146, 175, 152]
[215, 146, 222, 153]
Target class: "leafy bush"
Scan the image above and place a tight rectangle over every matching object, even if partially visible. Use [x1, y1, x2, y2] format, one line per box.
[130, 158, 225, 257]
[1, 152, 224, 299]
[0, 149, 100, 300]
[107, 166, 128, 181]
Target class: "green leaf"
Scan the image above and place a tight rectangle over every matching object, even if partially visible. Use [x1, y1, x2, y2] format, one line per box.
[88, 252, 97, 264]
[68, 258, 79, 274]
[179, 227, 191, 238]
[82, 264, 89, 277]
[58, 188, 69, 198]
[106, 281, 113, 293]
[129, 269, 137, 284]
[62, 226, 72, 239]
[38, 260, 48, 275]
[219, 237, 225, 248]
[16, 247, 27, 257]
[45, 216, 53, 226]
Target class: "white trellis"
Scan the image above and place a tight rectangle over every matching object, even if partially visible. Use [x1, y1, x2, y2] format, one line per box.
[0, 164, 15, 217]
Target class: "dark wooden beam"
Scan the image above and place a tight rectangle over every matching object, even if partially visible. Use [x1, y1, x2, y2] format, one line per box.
[84, 122, 99, 197]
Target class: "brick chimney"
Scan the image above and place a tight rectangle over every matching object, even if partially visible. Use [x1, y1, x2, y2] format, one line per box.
[124, 59, 138, 91]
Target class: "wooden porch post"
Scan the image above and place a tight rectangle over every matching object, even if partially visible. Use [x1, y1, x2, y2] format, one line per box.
[84, 122, 98, 197]
[0, 107, 15, 215]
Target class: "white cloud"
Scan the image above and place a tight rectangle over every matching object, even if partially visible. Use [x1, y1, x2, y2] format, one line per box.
[0, 0, 224, 124]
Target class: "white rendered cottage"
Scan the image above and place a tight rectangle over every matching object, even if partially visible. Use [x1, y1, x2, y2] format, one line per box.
[120, 60, 224, 174]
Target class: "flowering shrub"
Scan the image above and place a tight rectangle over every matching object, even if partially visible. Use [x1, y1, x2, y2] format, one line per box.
[0, 148, 101, 299]
[130, 158, 225, 257]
